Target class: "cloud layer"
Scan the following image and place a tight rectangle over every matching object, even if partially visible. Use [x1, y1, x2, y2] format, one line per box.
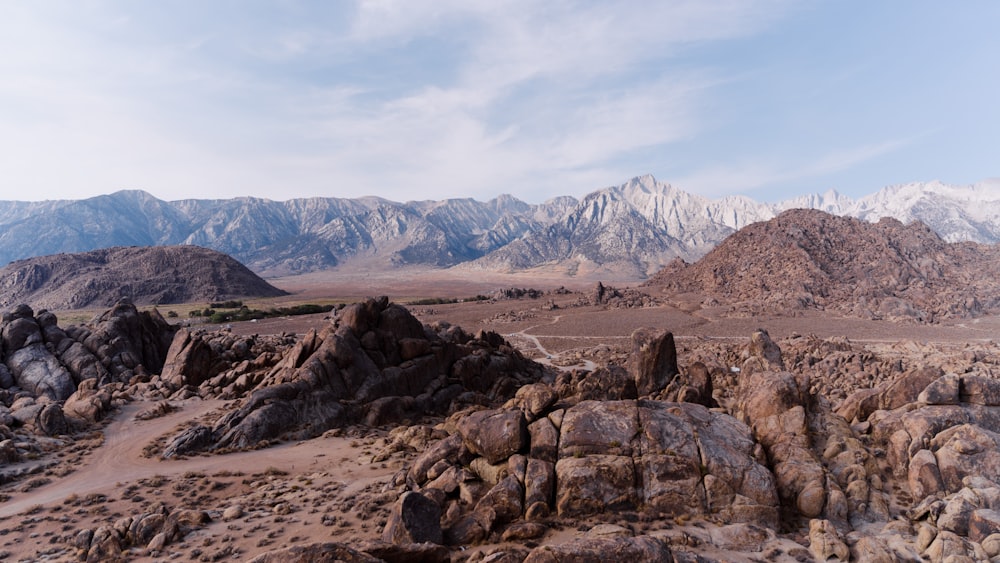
[0, 1, 997, 202]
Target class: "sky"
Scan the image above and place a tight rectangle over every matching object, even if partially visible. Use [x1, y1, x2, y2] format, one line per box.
[1, 1, 998, 204]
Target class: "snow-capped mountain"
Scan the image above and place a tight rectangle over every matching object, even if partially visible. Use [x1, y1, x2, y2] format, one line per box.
[850, 180, 1000, 244]
[0, 175, 995, 278]
[470, 175, 1000, 276]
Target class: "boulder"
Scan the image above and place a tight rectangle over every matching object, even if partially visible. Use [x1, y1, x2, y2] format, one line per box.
[555, 455, 637, 517]
[808, 519, 849, 561]
[63, 379, 112, 423]
[160, 329, 217, 387]
[636, 402, 703, 515]
[931, 423, 1000, 493]
[86, 526, 122, 563]
[0, 364, 13, 389]
[524, 459, 555, 517]
[36, 403, 69, 436]
[510, 383, 558, 421]
[457, 409, 527, 464]
[127, 512, 167, 547]
[528, 417, 559, 462]
[355, 540, 451, 563]
[707, 523, 774, 552]
[960, 375, 1000, 406]
[382, 491, 443, 546]
[970, 509, 1000, 544]
[554, 366, 637, 403]
[80, 299, 176, 381]
[409, 434, 466, 485]
[5, 343, 76, 401]
[839, 366, 943, 422]
[474, 475, 524, 531]
[747, 329, 784, 371]
[627, 328, 677, 396]
[908, 449, 944, 500]
[919, 373, 961, 405]
[559, 400, 638, 457]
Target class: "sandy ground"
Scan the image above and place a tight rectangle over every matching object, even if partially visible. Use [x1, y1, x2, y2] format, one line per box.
[4, 267, 1000, 561]
[0, 399, 403, 561]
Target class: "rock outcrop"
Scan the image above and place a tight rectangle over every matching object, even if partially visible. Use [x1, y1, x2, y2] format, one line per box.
[403, 398, 779, 545]
[0, 300, 175, 405]
[162, 297, 547, 456]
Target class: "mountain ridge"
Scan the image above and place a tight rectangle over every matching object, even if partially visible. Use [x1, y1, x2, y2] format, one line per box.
[0, 176, 997, 277]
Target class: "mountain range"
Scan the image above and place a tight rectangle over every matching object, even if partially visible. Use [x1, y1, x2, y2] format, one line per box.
[1, 176, 997, 277]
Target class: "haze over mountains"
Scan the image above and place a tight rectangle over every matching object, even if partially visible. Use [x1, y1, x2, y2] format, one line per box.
[1, 176, 997, 277]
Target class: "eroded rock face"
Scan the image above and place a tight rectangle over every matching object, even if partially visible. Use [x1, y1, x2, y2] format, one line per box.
[871, 373, 1000, 500]
[0, 301, 174, 405]
[163, 297, 547, 455]
[2, 306, 75, 400]
[382, 491, 443, 545]
[405, 397, 779, 544]
[628, 328, 677, 396]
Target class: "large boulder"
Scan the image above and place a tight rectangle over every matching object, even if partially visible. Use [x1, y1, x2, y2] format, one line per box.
[73, 299, 176, 382]
[555, 455, 637, 517]
[628, 328, 677, 396]
[554, 401, 778, 524]
[382, 491, 443, 545]
[458, 409, 528, 464]
[5, 343, 76, 400]
[2, 307, 76, 400]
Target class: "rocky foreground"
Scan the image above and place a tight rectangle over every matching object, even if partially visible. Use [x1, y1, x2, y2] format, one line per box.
[1, 298, 1000, 561]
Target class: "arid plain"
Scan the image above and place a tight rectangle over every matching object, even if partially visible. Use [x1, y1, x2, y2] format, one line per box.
[2, 264, 1000, 562]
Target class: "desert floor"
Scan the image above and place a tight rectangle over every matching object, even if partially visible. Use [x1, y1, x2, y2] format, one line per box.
[3, 268, 998, 561]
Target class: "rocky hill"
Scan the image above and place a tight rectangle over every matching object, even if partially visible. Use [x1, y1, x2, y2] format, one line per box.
[0, 176, 997, 277]
[646, 209, 1000, 322]
[0, 245, 287, 310]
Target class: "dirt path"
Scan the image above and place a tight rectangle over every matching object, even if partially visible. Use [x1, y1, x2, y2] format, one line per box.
[506, 315, 599, 372]
[0, 399, 372, 519]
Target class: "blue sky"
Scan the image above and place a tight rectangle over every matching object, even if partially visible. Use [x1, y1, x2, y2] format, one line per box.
[1, 1, 997, 203]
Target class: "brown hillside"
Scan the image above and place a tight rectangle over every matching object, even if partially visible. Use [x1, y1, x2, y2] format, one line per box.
[0, 245, 287, 310]
[645, 208, 1000, 322]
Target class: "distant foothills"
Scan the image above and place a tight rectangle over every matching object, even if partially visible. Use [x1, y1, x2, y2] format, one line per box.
[1, 175, 997, 278]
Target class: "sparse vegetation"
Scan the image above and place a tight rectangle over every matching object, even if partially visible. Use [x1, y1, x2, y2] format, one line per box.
[188, 303, 336, 323]
[407, 295, 490, 306]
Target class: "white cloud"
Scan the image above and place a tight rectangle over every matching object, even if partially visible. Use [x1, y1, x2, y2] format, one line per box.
[0, 1, 800, 202]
